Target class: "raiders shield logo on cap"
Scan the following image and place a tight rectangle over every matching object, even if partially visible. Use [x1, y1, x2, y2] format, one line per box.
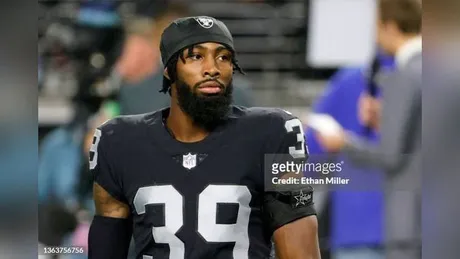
[194, 17, 214, 29]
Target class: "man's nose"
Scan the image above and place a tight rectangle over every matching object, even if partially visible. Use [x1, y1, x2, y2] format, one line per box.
[202, 58, 220, 78]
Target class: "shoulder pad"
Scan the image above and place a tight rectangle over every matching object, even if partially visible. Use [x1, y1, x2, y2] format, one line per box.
[97, 113, 155, 142]
[241, 107, 298, 122]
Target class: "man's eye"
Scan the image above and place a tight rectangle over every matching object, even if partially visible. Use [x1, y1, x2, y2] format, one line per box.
[188, 54, 202, 60]
[218, 55, 231, 61]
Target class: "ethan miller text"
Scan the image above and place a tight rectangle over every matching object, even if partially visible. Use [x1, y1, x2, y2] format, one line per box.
[272, 176, 350, 185]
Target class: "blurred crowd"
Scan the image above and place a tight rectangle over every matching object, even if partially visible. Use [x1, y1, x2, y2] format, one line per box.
[38, 0, 422, 259]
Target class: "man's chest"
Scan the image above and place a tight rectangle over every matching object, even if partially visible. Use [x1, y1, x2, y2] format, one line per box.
[116, 139, 267, 250]
[115, 135, 266, 208]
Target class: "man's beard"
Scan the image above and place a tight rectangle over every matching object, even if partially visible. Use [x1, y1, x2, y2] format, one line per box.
[175, 78, 233, 131]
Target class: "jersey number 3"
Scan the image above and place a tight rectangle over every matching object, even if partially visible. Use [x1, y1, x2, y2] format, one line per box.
[134, 185, 252, 259]
[285, 118, 306, 159]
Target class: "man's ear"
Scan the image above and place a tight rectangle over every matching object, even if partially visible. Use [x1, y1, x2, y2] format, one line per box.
[163, 68, 170, 80]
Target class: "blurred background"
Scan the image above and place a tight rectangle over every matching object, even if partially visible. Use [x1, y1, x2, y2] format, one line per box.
[37, 0, 422, 259]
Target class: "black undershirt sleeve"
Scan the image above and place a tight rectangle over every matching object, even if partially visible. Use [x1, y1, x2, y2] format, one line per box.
[88, 215, 132, 259]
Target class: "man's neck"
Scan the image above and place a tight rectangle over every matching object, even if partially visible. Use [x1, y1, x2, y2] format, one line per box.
[166, 104, 209, 143]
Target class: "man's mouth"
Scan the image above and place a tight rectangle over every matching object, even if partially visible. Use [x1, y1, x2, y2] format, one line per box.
[197, 81, 223, 94]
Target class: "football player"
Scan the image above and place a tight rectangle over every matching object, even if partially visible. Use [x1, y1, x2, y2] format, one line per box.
[88, 16, 320, 259]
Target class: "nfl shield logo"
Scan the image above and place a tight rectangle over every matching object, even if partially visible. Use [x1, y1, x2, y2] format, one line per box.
[182, 153, 197, 170]
[195, 16, 214, 29]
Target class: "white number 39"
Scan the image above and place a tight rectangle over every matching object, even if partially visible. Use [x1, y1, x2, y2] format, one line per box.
[134, 185, 252, 259]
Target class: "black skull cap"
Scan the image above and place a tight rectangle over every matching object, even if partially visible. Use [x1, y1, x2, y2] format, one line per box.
[160, 16, 235, 67]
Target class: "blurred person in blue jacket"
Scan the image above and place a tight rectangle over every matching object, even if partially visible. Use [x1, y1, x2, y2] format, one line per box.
[38, 0, 123, 210]
[305, 52, 395, 259]
[38, 1, 124, 248]
[38, 101, 119, 250]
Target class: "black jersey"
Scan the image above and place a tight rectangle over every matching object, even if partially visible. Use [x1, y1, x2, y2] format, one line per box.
[89, 106, 312, 259]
